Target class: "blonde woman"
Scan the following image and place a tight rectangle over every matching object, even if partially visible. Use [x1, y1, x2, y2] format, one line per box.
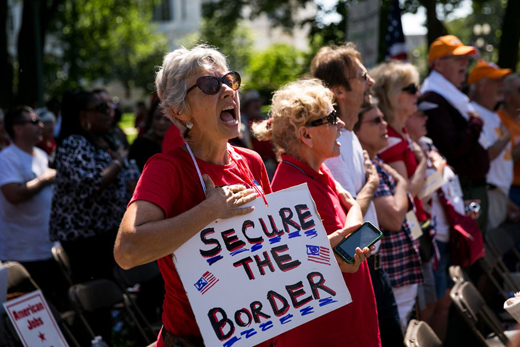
[253, 79, 380, 347]
[371, 61, 435, 326]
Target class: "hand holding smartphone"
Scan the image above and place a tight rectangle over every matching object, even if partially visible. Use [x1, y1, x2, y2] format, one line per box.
[334, 222, 382, 263]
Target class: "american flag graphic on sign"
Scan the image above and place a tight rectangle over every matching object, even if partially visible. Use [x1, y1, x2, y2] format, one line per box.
[194, 271, 219, 295]
[306, 245, 331, 265]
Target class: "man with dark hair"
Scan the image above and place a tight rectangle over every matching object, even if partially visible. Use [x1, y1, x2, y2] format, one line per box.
[311, 43, 403, 346]
[0, 106, 65, 307]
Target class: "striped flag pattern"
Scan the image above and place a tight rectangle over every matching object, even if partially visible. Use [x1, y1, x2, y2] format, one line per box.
[306, 245, 331, 265]
[194, 271, 219, 295]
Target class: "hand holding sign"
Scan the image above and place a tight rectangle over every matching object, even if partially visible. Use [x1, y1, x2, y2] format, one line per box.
[203, 174, 257, 219]
[174, 184, 352, 347]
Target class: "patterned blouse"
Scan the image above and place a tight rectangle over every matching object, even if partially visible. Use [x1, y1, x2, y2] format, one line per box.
[372, 156, 424, 288]
[49, 135, 130, 242]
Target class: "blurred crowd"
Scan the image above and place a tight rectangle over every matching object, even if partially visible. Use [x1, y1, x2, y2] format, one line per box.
[1, 33, 520, 346]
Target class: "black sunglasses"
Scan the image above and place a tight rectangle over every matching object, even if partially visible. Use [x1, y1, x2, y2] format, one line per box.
[15, 117, 41, 126]
[362, 115, 385, 125]
[308, 110, 338, 127]
[402, 83, 420, 95]
[186, 71, 241, 95]
[85, 103, 110, 114]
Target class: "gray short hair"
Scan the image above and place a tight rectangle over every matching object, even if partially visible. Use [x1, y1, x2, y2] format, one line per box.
[155, 44, 229, 126]
[504, 73, 520, 93]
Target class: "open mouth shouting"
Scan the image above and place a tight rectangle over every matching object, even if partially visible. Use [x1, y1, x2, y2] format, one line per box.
[220, 104, 238, 126]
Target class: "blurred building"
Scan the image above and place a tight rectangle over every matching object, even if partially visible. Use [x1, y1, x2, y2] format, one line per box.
[151, 0, 313, 51]
[6, 0, 312, 59]
[406, 34, 428, 78]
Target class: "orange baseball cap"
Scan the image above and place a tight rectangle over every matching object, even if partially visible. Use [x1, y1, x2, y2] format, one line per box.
[428, 35, 477, 63]
[468, 60, 512, 85]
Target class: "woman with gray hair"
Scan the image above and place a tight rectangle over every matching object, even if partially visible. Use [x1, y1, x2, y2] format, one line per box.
[253, 79, 379, 346]
[114, 45, 272, 346]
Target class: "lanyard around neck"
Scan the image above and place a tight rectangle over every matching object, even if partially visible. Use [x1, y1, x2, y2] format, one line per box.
[186, 143, 268, 206]
[186, 143, 207, 193]
[228, 144, 269, 207]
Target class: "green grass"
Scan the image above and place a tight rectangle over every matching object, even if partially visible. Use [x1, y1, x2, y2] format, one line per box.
[119, 113, 138, 145]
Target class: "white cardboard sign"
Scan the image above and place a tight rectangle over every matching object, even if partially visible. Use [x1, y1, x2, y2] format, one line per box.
[3, 290, 68, 347]
[418, 171, 445, 199]
[174, 183, 351, 347]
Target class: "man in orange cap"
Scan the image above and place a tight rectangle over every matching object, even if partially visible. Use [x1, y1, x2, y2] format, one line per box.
[498, 73, 520, 216]
[420, 35, 490, 232]
[468, 61, 518, 230]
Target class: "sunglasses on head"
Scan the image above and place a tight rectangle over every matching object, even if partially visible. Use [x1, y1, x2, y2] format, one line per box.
[402, 83, 420, 95]
[186, 71, 241, 96]
[15, 117, 40, 126]
[307, 109, 338, 127]
[86, 103, 110, 114]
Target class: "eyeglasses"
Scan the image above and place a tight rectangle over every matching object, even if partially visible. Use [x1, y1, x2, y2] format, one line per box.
[402, 83, 420, 95]
[347, 71, 369, 82]
[362, 115, 385, 125]
[15, 117, 41, 126]
[186, 71, 241, 95]
[85, 103, 110, 114]
[307, 109, 338, 127]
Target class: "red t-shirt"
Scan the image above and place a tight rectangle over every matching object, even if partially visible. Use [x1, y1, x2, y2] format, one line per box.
[36, 138, 56, 156]
[130, 145, 272, 343]
[161, 125, 185, 153]
[270, 155, 381, 347]
[378, 126, 416, 177]
[379, 126, 428, 222]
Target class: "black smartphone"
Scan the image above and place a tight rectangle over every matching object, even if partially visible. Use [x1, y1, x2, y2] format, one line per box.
[334, 222, 383, 263]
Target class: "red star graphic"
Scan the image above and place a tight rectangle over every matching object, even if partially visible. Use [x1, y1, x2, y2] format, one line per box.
[38, 331, 46, 342]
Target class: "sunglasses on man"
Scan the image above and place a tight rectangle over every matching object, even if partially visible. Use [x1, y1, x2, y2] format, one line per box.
[187, 71, 241, 95]
[347, 71, 370, 82]
[307, 109, 338, 127]
[402, 83, 420, 95]
[15, 117, 41, 126]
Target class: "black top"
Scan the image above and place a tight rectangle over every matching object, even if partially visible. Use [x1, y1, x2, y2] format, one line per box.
[128, 136, 162, 172]
[423, 91, 489, 185]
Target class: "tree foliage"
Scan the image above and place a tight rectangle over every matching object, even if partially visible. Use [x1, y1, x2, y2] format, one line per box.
[446, 0, 504, 61]
[2, 0, 167, 108]
[181, 18, 254, 74]
[446, 0, 519, 70]
[245, 43, 307, 96]
[200, 0, 464, 51]
[496, 0, 520, 69]
[201, 0, 519, 71]
[45, 0, 167, 98]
